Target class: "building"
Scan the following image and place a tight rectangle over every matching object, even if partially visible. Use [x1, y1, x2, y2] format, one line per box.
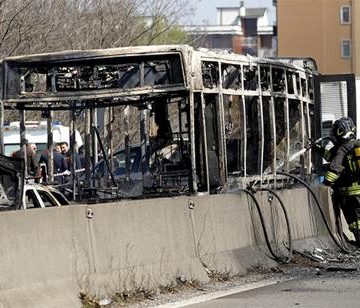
[184, 2, 275, 57]
[277, 0, 360, 75]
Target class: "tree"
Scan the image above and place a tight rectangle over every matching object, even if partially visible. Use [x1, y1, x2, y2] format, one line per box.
[0, 0, 196, 57]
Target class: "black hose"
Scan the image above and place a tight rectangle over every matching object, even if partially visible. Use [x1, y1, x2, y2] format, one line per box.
[239, 189, 287, 262]
[277, 171, 353, 253]
[258, 188, 293, 263]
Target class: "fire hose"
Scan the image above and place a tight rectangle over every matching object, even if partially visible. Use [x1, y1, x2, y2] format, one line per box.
[277, 171, 355, 254]
[245, 143, 354, 263]
[276, 143, 354, 253]
[239, 189, 292, 263]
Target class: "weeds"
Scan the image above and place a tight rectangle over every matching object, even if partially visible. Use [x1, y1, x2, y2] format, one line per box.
[207, 268, 234, 282]
[79, 276, 203, 307]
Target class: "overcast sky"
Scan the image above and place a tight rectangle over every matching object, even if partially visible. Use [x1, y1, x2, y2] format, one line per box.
[184, 0, 276, 25]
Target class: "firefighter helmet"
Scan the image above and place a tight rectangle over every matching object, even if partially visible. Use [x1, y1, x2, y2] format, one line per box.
[331, 117, 356, 140]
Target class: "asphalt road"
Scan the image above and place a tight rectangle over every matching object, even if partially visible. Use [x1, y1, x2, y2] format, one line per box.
[152, 250, 360, 308]
[185, 270, 360, 308]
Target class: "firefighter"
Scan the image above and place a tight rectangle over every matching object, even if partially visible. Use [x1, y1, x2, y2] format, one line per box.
[322, 117, 360, 246]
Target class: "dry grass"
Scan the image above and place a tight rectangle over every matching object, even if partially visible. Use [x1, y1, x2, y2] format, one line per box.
[79, 276, 203, 307]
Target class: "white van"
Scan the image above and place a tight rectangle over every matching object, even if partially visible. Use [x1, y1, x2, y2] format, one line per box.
[3, 121, 83, 156]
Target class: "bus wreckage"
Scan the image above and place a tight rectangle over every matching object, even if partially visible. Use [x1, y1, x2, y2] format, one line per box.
[0, 45, 317, 202]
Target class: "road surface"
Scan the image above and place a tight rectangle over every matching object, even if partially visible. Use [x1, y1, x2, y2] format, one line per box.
[184, 270, 360, 308]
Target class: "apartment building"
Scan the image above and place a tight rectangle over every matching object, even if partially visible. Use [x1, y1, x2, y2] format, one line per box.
[277, 0, 360, 75]
[184, 2, 275, 57]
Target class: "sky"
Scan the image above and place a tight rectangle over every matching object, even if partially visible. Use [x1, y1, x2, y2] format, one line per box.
[185, 0, 276, 25]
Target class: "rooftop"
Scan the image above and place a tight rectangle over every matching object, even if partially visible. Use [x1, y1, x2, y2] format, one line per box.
[216, 7, 267, 18]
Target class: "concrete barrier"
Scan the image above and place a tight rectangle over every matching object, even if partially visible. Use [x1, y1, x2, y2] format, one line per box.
[0, 186, 337, 307]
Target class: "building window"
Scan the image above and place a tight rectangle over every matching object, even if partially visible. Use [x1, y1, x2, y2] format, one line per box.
[340, 6, 351, 24]
[341, 40, 351, 58]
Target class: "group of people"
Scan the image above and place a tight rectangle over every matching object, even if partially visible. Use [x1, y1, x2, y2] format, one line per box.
[312, 117, 360, 247]
[13, 141, 83, 182]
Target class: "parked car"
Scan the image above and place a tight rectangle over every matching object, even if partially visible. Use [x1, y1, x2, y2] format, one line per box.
[21, 184, 69, 209]
[0, 153, 69, 210]
[95, 144, 142, 180]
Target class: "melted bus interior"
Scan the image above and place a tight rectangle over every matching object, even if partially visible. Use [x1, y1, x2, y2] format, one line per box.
[0, 46, 316, 200]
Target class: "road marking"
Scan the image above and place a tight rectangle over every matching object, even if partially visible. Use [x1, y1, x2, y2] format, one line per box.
[154, 276, 295, 307]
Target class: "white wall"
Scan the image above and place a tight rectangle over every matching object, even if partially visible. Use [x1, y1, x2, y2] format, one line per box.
[217, 8, 240, 25]
[257, 11, 269, 27]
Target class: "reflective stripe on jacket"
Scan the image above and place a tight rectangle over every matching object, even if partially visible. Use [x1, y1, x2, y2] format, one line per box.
[324, 138, 360, 195]
[338, 182, 360, 196]
[349, 220, 360, 231]
[324, 170, 339, 184]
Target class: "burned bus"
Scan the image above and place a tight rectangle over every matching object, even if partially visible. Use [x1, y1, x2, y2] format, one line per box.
[0, 45, 316, 199]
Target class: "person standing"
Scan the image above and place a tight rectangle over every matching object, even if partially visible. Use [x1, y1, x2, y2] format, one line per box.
[322, 117, 360, 246]
[54, 144, 62, 153]
[39, 144, 68, 182]
[60, 141, 81, 170]
[13, 142, 38, 176]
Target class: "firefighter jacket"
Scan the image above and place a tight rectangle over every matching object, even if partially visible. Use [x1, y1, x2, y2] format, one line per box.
[324, 138, 360, 196]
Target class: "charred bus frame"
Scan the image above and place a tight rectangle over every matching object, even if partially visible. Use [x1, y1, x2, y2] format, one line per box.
[0, 45, 316, 199]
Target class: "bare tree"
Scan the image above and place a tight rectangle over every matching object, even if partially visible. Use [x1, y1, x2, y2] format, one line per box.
[0, 0, 197, 57]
